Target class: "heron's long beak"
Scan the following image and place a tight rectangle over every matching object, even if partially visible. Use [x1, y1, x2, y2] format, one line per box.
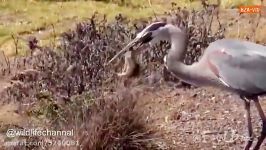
[106, 31, 152, 66]
[105, 38, 142, 66]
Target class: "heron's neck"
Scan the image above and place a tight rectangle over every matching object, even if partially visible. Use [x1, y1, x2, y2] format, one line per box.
[168, 32, 187, 61]
[166, 32, 207, 86]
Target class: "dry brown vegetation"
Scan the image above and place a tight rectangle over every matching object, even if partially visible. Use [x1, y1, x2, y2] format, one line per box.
[0, 3, 266, 150]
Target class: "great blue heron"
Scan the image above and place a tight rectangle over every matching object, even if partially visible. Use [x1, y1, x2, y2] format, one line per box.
[107, 22, 266, 150]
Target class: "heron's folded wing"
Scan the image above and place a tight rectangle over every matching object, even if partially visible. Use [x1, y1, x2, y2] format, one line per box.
[208, 42, 266, 95]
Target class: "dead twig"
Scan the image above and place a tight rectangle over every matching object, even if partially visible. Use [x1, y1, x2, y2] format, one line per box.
[1, 51, 10, 74]
[237, 13, 241, 38]
[11, 34, 19, 55]
[51, 23, 56, 48]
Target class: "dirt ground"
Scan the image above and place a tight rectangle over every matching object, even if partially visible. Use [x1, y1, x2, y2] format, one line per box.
[134, 84, 266, 150]
[0, 8, 266, 150]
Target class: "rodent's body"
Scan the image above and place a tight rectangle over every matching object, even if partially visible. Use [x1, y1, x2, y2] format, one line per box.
[117, 51, 137, 77]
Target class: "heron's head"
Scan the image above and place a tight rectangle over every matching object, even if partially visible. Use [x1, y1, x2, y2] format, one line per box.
[135, 22, 170, 47]
[106, 21, 185, 65]
[135, 21, 186, 47]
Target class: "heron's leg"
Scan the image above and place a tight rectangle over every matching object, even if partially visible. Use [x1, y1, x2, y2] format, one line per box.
[253, 97, 266, 150]
[241, 96, 254, 150]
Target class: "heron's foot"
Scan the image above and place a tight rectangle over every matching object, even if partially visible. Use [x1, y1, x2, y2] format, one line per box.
[253, 121, 266, 150]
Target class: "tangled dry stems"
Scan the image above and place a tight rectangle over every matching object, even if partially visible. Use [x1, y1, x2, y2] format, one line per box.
[75, 89, 168, 150]
[0, 5, 227, 149]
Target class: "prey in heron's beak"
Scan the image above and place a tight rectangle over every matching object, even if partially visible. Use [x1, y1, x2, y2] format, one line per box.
[106, 21, 167, 66]
[105, 31, 152, 66]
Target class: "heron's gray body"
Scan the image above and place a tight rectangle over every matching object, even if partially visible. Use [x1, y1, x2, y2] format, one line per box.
[202, 39, 266, 96]
[108, 22, 266, 150]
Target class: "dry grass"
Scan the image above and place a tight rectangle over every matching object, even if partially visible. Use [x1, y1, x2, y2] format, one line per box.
[220, 0, 262, 8]
[0, 103, 25, 126]
[1, 0, 264, 56]
[1, 0, 230, 56]
[73, 88, 169, 149]
[0, 0, 192, 56]
[0, 1, 266, 149]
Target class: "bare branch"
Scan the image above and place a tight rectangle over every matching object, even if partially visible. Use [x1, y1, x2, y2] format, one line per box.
[1, 51, 10, 74]
[51, 23, 56, 48]
[11, 34, 19, 55]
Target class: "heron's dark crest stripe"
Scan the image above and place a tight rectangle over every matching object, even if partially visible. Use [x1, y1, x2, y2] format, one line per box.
[146, 22, 167, 32]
